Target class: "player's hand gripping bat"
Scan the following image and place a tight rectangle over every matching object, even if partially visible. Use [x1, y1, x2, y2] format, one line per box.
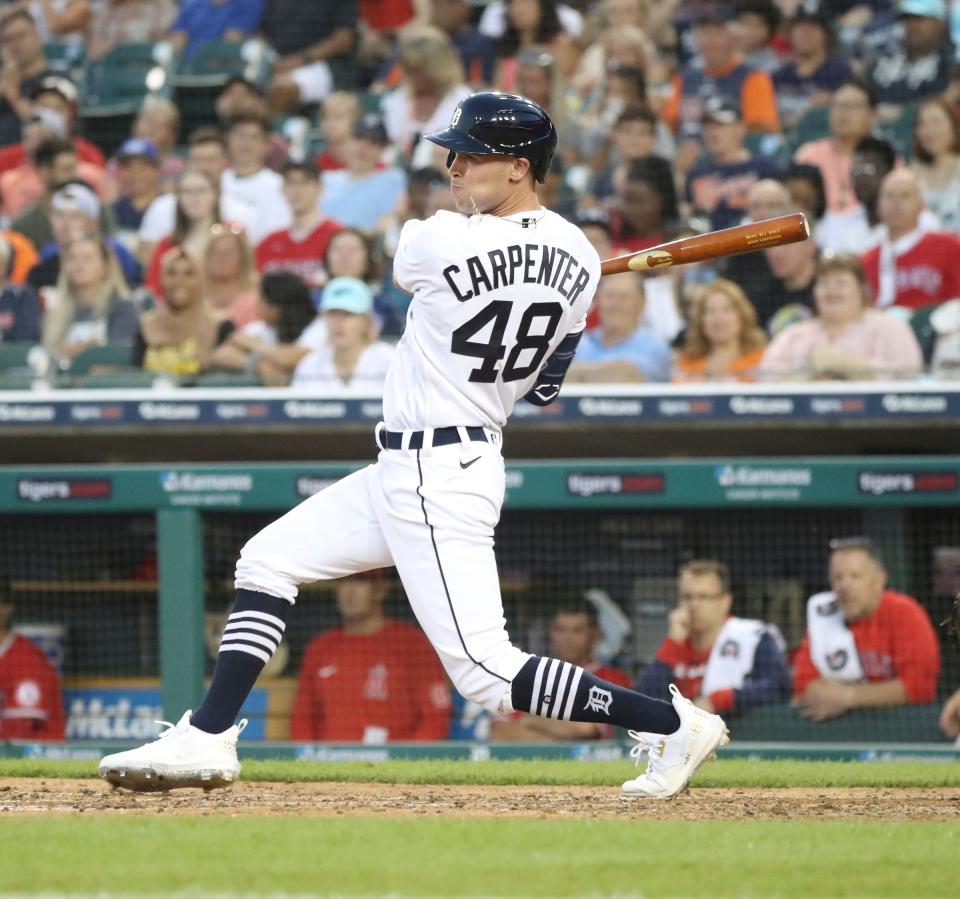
[600, 213, 810, 276]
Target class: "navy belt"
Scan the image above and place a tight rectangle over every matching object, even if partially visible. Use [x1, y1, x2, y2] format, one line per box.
[377, 426, 488, 450]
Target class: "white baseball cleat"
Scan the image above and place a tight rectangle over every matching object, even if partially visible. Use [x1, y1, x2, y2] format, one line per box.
[621, 684, 730, 799]
[99, 711, 247, 792]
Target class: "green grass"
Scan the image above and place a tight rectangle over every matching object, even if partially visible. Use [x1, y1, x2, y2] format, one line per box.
[1, 817, 956, 897]
[2, 757, 960, 787]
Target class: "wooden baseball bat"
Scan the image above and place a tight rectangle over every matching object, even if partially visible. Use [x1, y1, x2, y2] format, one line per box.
[599, 213, 810, 276]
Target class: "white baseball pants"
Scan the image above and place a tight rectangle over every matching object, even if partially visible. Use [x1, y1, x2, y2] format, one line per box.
[235, 428, 530, 712]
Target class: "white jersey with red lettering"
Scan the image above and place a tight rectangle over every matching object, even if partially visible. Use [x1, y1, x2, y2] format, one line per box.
[384, 208, 599, 431]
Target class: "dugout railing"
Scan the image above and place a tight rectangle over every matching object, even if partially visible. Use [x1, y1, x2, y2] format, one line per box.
[1, 458, 959, 761]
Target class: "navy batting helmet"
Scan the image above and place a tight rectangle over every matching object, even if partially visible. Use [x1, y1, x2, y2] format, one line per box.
[425, 92, 557, 183]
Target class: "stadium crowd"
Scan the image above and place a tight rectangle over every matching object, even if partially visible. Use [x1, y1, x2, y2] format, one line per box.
[1, 0, 960, 385]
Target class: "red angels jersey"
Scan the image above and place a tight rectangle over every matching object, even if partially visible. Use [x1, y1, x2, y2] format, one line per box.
[0, 633, 65, 740]
[792, 590, 941, 702]
[254, 219, 344, 287]
[289, 619, 451, 741]
[388, 208, 601, 430]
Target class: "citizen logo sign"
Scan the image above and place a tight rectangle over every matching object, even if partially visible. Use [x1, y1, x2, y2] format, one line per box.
[215, 403, 269, 421]
[881, 394, 948, 414]
[809, 397, 866, 414]
[17, 478, 112, 503]
[858, 471, 958, 496]
[0, 403, 55, 422]
[716, 465, 812, 488]
[577, 398, 643, 417]
[567, 472, 664, 497]
[283, 400, 347, 420]
[729, 396, 794, 415]
[658, 399, 712, 416]
[138, 401, 200, 421]
[161, 472, 253, 493]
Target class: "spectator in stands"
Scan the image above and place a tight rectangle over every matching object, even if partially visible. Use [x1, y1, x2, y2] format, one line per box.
[0, 578, 65, 740]
[382, 26, 471, 161]
[321, 115, 406, 233]
[0, 9, 53, 146]
[865, 0, 952, 111]
[144, 169, 221, 294]
[609, 155, 677, 253]
[773, 5, 853, 130]
[0, 237, 41, 343]
[685, 97, 781, 231]
[9, 137, 77, 250]
[783, 163, 827, 235]
[431, 0, 497, 86]
[222, 111, 290, 245]
[758, 220, 819, 328]
[673, 278, 767, 382]
[255, 161, 342, 289]
[290, 570, 451, 742]
[88, 0, 177, 62]
[794, 79, 877, 215]
[382, 166, 446, 259]
[862, 169, 960, 310]
[324, 225, 399, 335]
[793, 536, 941, 720]
[816, 136, 898, 255]
[111, 139, 162, 251]
[131, 98, 183, 191]
[910, 98, 960, 235]
[203, 223, 259, 327]
[759, 254, 923, 380]
[636, 559, 790, 716]
[214, 77, 288, 172]
[941, 683, 960, 740]
[28, 182, 141, 290]
[291, 277, 395, 388]
[495, 0, 580, 91]
[26, 0, 90, 45]
[168, 0, 264, 60]
[41, 235, 140, 366]
[662, 3, 780, 175]
[733, 0, 782, 73]
[590, 105, 659, 203]
[480, 0, 583, 45]
[491, 599, 631, 740]
[567, 272, 671, 383]
[261, 0, 355, 116]
[210, 269, 316, 383]
[314, 92, 362, 173]
[135, 248, 234, 376]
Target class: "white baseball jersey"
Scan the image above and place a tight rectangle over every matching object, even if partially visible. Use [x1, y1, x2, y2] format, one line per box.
[385, 208, 601, 431]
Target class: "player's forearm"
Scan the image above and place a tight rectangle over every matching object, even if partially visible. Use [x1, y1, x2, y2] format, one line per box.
[846, 679, 908, 709]
[523, 330, 583, 406]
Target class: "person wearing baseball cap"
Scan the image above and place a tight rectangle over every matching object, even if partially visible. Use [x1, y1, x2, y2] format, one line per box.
[29, 75, 105, 169]
[113, 139, 162, 238]
[863, 0, 952, 105]
[685, 97, 780, 231]
[772, 3, 854, 130]
[320, 114, 406, 232]
[291, 277, 396, 388]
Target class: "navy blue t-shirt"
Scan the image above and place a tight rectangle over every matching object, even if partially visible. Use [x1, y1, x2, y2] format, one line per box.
[0, 284, 42, 343]
[686, 155, 782, 231]
[773, 55, 854, 127]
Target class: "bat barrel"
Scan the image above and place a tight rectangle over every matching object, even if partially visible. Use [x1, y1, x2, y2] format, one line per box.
[599, 213, 811, 276]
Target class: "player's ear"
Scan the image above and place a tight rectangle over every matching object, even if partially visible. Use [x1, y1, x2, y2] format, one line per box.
[509, 157, 532, 184]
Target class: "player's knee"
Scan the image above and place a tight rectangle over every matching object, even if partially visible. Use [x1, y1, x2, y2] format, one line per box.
[234, 535, 298, 603]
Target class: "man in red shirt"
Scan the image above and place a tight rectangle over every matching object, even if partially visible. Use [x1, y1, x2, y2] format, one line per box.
[793, 537, 941, 721]
[637, 560, 790, 716]
[491, 600, 631, 741]
[255, 160, 343, 289]
[289, 570, 451, 741]
[861, 169, 960, 310]
[0, 580, 65, 740]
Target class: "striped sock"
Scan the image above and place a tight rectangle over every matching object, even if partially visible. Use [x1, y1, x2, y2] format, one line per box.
[190, 589, 289, 734]
[511, 656, 681, 734]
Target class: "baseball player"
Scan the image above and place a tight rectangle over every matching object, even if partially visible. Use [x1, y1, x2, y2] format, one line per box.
[100, 92, 730, 798]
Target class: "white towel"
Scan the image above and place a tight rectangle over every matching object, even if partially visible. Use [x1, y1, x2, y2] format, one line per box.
[701, 617, 783, 696]
[806, 591, 864, 682]
[876, 227, 925, 308]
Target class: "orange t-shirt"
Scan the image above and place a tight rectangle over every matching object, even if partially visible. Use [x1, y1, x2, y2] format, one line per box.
[673, 347, 765, 382]
[2, 230, 39, 284]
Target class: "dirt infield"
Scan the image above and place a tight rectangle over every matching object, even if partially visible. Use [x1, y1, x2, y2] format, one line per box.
[1, 778, 958, 820]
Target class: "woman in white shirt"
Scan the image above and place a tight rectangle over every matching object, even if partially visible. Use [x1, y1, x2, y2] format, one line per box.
[910, 97, 960, 235]
[292, 277, 394, 389]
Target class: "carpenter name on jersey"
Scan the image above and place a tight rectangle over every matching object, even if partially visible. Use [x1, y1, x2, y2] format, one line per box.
[443, 243, 592, 306]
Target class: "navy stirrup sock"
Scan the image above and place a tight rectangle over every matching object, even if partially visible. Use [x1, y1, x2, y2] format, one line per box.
[191, 589, 290, 734]
[511, 656, 681, 734]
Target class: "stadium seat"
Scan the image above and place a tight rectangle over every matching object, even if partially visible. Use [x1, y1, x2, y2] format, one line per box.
[80, 42, 178, 156]
[909, 304, 938, 365]
[68, 343, 134, 375]
[71, 371, 160, 389]
[192, 372, 264, 388]
[0, 342, 35, 373]
[879, 102, 919, 161]
[0, 373, 35, 390]
[43, 41, 86, 82]
[787, 105, 830, 154]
